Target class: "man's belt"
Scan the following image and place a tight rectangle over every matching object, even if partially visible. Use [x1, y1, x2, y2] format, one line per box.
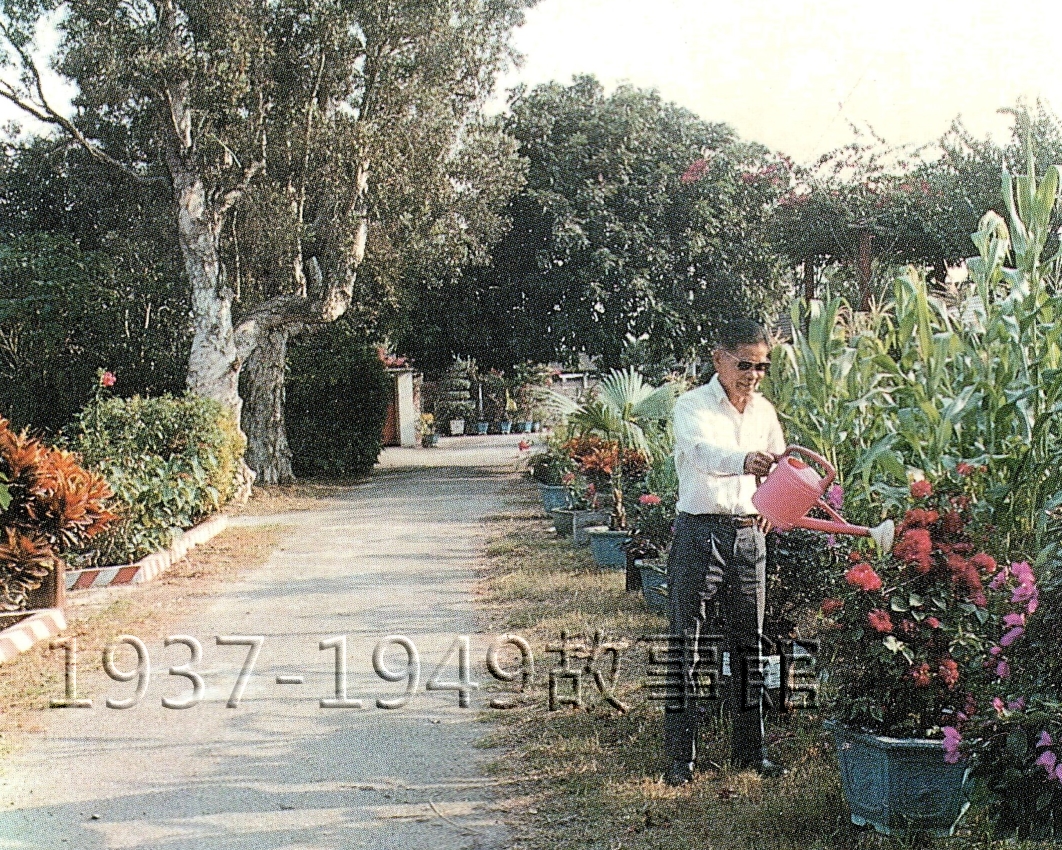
[692, 513, 758, 528]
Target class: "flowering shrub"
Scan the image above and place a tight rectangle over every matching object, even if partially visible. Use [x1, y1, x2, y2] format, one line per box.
[820, 470, 1005, 737]
[0, 418, 115, 609]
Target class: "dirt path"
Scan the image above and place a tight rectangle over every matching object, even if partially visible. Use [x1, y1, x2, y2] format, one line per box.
[0, 436, 528, 850]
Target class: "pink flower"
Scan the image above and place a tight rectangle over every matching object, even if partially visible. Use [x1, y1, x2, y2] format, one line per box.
[680, 158, 709, 184]
[999, 626, 1025, 647]
[1037, 750, 1058, 775]
[992, 697, 1006, 714]
[826, 484, 844, 510]
[1003, 612, 1025, 627]
[989, 645, 1002, 656]
[989, 571, 1009, 591]
[925, 617, 941, 629]
[100, 370, 116, 387]
[638, 494, 661, 505]
[1007, 697, 1026, 712]
[1038, 731, 1054, 749]
[942, 726, 963, 764]
[996, 660, 1011, 678]
[868, 609, 893, 633]
[910, 479, 933, 499]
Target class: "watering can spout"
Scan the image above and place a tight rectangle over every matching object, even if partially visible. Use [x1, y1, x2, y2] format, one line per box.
[752, 446, 895, 553]
[790, 516, 895, 554]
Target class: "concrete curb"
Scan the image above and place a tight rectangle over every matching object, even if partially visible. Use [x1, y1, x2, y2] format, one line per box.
[0, 608, 67, 665]
[65, 513, 230, 591]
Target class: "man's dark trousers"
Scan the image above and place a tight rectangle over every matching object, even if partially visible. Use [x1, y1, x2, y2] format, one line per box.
[664, 511, 767, 768]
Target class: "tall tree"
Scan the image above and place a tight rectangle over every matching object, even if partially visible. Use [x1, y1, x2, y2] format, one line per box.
[0, 0, 534, 482]
[402, 76, 789, 373]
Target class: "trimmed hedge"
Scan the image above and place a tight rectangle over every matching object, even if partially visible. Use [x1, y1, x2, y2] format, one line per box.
[70, 393, 244, 565]
[285, 323, 389, 478]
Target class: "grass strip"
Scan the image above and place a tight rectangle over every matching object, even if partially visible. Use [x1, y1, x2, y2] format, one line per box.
[475, 498, 1041, 850]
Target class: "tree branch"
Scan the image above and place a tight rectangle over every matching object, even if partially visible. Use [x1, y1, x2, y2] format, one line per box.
[0, 20, 166, 184]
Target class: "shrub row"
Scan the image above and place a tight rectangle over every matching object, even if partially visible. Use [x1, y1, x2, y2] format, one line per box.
[69, 393, 244, 566]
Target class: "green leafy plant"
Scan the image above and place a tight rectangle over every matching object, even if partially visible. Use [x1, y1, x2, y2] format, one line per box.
[549, 368, 675, 530]
[436, 359, 476, 424]
[820, 471, 1004, 738]
[71, 393, 244, 564]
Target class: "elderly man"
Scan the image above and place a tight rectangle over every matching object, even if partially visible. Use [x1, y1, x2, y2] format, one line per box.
[663, 318, 786, 786]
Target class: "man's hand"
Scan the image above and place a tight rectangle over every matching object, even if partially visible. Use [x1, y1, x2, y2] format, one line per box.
[743, 451, 775, 477]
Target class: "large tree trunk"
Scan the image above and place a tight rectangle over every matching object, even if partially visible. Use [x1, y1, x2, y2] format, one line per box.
[243, 326, 297, 485]
[237, 167, 369, 484]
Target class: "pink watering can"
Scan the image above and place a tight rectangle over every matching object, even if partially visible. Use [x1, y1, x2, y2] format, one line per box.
[752, 446, 895, 552]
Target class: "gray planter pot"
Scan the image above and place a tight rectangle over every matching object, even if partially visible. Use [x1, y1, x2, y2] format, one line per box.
[537, 483, 572, 515]
[586, 526, 629, 569]
[636, 558, 668, 612]
[551, 509, 608, 543]
[825, 720, 972, 838]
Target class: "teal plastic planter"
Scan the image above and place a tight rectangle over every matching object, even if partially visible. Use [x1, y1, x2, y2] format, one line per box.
[499, 421, 512, 434]
[520, 421, 534, 433]
[537, 484, 572, 515]
[586, 527, 629, 569]
[637, 560, 668, 612]
[476, 421, 489, 435]
[826, 720, 971, 838]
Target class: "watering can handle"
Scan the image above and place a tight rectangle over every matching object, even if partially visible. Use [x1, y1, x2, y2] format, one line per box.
[780, 445, 836, 491]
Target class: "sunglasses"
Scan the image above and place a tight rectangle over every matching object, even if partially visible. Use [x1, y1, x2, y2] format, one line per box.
[720, 350, 771, 372]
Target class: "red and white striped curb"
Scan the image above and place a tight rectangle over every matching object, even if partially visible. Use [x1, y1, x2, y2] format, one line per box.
[65, 513, 230, 591]
[0, 608, 66, 664]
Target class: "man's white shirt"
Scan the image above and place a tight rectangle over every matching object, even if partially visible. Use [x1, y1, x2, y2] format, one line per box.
[673, 374, 786, 516]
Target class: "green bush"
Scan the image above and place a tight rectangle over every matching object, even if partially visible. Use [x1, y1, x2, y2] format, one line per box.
[285, 324, 389, 478]
[70, 392, 244, 564]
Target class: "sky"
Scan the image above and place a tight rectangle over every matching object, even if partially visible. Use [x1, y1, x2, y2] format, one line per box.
[491, 0, 1062, 163]
[7, 1, 1061, 164]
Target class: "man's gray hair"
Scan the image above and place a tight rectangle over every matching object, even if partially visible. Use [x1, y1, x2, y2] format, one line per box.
[715, 318, 770, 351]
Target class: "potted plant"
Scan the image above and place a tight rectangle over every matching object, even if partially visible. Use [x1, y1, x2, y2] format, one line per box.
[550, 368, 675, 568]
[437, 359, 475, 436]
[511, 362, 553, 434]
[526, 440, 575, 514]
[418, 413, 438, 448]
[551, 476, 608, 544]
[820, 470, 1015, 837]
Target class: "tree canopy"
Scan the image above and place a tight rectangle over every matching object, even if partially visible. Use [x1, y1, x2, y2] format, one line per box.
[402, 75, 790, 374]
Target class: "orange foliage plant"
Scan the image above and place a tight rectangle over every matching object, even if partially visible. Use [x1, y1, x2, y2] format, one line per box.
[0, 418, 115, 610]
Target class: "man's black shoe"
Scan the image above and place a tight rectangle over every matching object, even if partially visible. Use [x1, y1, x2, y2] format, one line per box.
[663, 759, 694, 786]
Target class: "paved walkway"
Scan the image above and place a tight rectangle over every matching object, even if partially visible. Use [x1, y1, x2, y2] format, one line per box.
[0, 436, 528, 850]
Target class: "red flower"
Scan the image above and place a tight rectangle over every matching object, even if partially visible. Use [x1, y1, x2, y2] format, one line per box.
[893, 527, 932, 574]
[680, 158, 709, 184]
[848, 550, 863, 563]
[939, 658, 960, 689]
[940, 511, 964, 536]
[638, 494, 661, 505]
[900, 619, 918, 636]
[867, 608, 893, 633]
[910, 479, 933, 499]
[956, 462, 975, 476]
[970, 552, 997, 575]
[902, 508, 939, 528]
[925, 616, 941, 629]
[845, 563, 882, 592]
[910, 663, 932, 686]
[820, 598, 844, 615]
[518, 440, 531, 451]
[100, 371, 116, 388]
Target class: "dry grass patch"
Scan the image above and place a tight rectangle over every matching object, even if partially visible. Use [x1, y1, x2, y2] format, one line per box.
[475, 511, 1039, 850]
[235, 481, 355, 515]
[0, 524, 285, 759]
